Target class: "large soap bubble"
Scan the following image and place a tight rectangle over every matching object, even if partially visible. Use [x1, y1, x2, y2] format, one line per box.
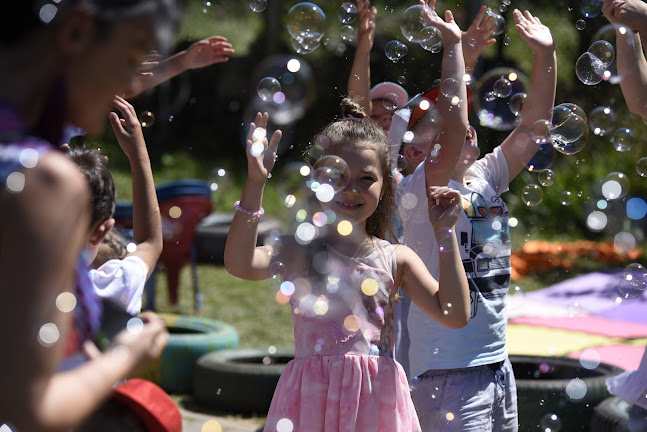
[401, 4, 436, 43]
[474, 68, 527, 131]
[338, 2, 358, 24]
[581, 0, 602, 17]
[549, 104, 589, 155]
[385, 40, 408, 62]
[287, 2, 326, 52]
[588, 106, 615, 136]
[312, 155, 350, 193]
[591, 24, 637, 84]
[600, 171, 630, 200]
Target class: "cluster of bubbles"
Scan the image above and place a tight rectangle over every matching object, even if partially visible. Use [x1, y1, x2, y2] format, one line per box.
[385, 40, 408, 62]
[575, 40, 615, 85]
[475, 68, 527, 131]
[547, 103, 589, 155]
[338, 2, 358, 42]
[399, 5, 443, 54]
[287, 2, 326, 54]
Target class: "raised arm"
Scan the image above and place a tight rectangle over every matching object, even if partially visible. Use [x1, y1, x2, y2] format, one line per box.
[347, 0, 377, 113]
[602, 0, 647, 119]
[462, 5, 497, 75]
[109, 96, 162, 276]
[224, 113, 282, 280]
[500, 9, 557, 180]
[396, 186, 470, 328]
[421, 1, 469, 187]
[125, 35, 235, 99]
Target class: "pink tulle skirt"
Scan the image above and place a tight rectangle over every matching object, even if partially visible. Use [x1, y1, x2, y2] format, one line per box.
[264, 354, 421, 432]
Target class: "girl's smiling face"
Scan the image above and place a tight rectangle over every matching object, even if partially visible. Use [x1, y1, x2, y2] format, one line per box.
[320, 141, 384, 230]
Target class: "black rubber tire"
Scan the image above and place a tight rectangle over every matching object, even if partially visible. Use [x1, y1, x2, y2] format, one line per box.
[138, 313, 239, 395]
[193, 348, 295, 415]
[511, 355, 624, 432]
[194, 212, 282, 264]
[590, 397, 631, 432]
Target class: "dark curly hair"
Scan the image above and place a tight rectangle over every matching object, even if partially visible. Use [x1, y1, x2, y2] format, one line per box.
[68, 146, 116, 227]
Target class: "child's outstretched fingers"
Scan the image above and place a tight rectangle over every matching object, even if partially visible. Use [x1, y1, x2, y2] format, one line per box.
[513, 9, 555, 53]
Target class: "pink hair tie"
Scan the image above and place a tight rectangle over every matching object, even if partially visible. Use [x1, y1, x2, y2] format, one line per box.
[345, 115, 361, 120]
[234, 200, 264, 218]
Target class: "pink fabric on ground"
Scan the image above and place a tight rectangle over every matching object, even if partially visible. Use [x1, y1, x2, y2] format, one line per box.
[509, 315, 647, 339]
[567, 344, 645, 371]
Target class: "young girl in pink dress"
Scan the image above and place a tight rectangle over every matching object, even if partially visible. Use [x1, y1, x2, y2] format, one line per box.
[224, 96, 471, 431]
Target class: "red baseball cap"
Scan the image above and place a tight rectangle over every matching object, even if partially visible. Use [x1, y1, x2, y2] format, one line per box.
[406, 84, 473, 129]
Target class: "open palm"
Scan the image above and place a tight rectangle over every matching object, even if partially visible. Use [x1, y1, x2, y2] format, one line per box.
[246, 112, 282, 185]
[514, 10, 556, 54]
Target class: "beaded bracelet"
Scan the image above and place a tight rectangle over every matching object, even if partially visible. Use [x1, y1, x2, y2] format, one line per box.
[234, 200, 265, 218]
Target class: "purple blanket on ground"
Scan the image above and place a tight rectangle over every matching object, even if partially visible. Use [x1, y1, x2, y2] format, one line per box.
[521, 271, 647, 324]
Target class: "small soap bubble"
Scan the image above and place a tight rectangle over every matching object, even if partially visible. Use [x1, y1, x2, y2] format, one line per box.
[618, 263, 647, 299]
[626, 198, 647, 220]
[581, 0, 602, 17]
[556, 191, 575, 207]
[589, 40, 615, 67]
[486, 9, 505, 35]
[312, 155, 350, 192]
[401, 5, 436, 43]
[540, 413, 562, 432]
[315, 183, 335, 202]
[566, 378, 588, 400]
[611, 128, 633, 152]
[636, 157, 647, 177]
[493, 77, 512, 98]
[269, 261, 287, 279]
[38, 323, 60, 346]
[576, 52, 606, 85]
[440, 78, 460, 98]
[484, 91, 497, 102]
[588, 106, 615, 136]
[249, 0, 267, 12]
[340, 25, 355, 43]
[396, 154, 408, 172]
[383, 93, 401, 110]
[420, 26, 442, 52]
[338, 2, 358, 23]
[614, 232, 636, 254]
[385, 40, 408, 62]
[337, 220, 353, 236]
[521, 184, 543, 206]
[343, 314, 361, 332]
[257, 77, 281, 102]
[586, 210, 608, 231]
[509, 93, 526, 116]
[127, 317, 144, 335]
[601, 171, 629, 200]
[446, 412, 455, 421]
[169, 206, 182, 219]
[250, 141, 265, 157]
[576, 19, 586, 30]
[538, 169, 555, 186]
[398, 75, 407, 85]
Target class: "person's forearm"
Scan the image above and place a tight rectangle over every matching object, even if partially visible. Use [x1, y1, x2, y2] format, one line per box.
[434, 228, 470, 328]
[519, 50, 557, 128]
[348, 47, 372, 114]
[223, 179, 267, 280]
[617, 31, 647, 118]
[128, 145, 162, 270]
[125, 52, 188, 99]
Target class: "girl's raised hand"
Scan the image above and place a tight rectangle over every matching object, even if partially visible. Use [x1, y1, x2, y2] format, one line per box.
[357, 0, 377, 52]
[419, 0, 462, 44]
[109, 96, 145, 158]
[513, 9, 556, 54]
[427, 186, 462, 230]
[246, 112, 283, 185]
[462, 5, 497, 69]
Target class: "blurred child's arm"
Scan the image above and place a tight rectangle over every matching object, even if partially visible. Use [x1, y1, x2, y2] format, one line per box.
[396, 187, 470, 328]
[347, 0, 377, 114]
[224, 113, 282, 281]
[462, 5, 497, 75]
[500, 9, 556, 180]
[602, 0, 647, 118]
[125, 35, 235, 99]
[421, 1, 469, 187]
[109, 96, 162, 277]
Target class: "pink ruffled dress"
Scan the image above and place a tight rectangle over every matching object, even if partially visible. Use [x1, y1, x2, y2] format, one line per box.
[264, 238, 421, 432]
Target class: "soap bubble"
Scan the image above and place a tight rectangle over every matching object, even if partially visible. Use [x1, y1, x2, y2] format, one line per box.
[290, 37, 320, 54]
[139, 111, 155, 128]
[526, 141, 556, 171]
[581, 0, 602, 17]
[509, 93, 526, 116]
[550, 104, 588, 155]
[589, 40, 615, 66]
[249, 0, 267, 12]
[312, 155, 350, 192]
[401, 4, 436, 43]
[611, 128, 633, 152]
[560, 191, 575, 205]
[287, 2, 326, 50]
[486, 8, 505, 35]
[521, 184, 543, 206]
[588, 106, 615, 136]
[257, 77, 281, 102]
[475, 68, 527, 131]
[420, 26, 443, 52]
[385, 40, 408, 62]
[586, 210, 607, 231]
[601, 171, 630, 200]
[637, 157, 647, 177]
[340, 25, 355, 43]
[618, 263, 647, 299]
[383, 93, 402, 110]
[493, 77, 513, 98]
[540, 413, 562, 432]
[338, 2, 358, 24]
[575, 51, 607, 85]
[538, 169, 555, 186]
[565, 378, 588, 401]
[615, 232, 636, 254]
[576, 19, 586, 30]
[440, 78, 460, 98]
[591, 24, 637, 84]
